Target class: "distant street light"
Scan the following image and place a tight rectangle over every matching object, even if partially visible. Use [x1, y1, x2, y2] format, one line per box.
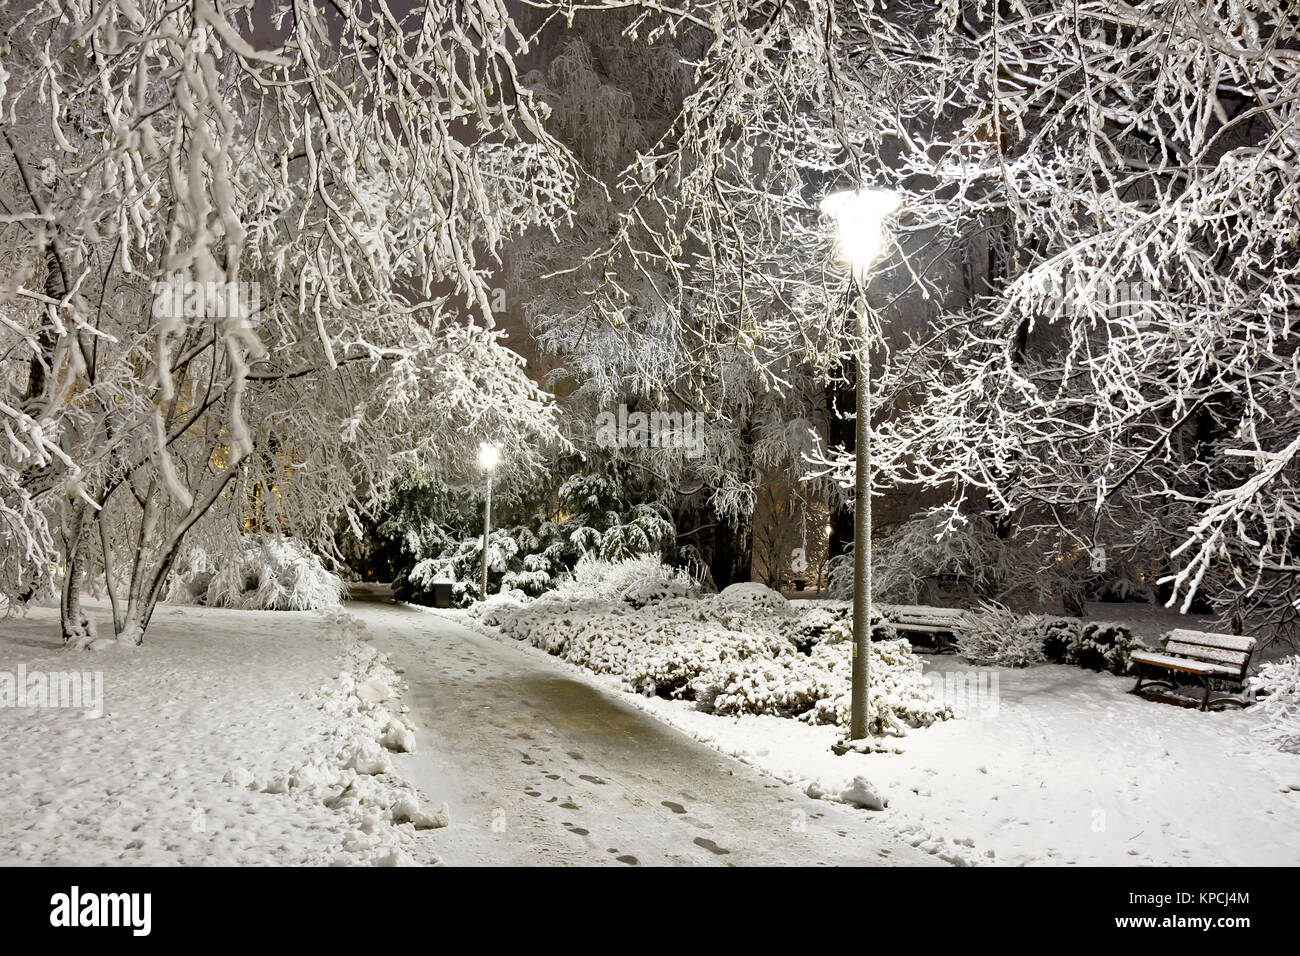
[821, 186, 903, 742]
[479, 442, 500, 600]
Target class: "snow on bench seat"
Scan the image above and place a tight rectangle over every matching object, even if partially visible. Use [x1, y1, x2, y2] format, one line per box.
[1127, 650, 1239, 678]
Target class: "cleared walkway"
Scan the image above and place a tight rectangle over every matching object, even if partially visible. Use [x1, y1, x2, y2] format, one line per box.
[348, 593, 938, 866]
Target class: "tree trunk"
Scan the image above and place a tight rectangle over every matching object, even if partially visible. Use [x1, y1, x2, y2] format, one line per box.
[709, 512, 753, 588]
[59, 505, 93, 645]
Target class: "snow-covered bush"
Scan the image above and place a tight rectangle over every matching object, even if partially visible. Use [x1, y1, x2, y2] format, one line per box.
[716, 581, 789, 610]
[1248, 656, 1300, 754]
[1041, 617, 1082, 664]
[1077, 622, 1141, 675]
[952, 607, 1135, 675]
[793, 639, 954, 736]
[550, 554, 699, 605]
[166, 537, 345, 611]
[786, 600, 897, 653]
[468, 589, 533, 627]
[828, 513, 1055, 606]
[956, 601, 1047, 668]
[486, 593, 948, 734]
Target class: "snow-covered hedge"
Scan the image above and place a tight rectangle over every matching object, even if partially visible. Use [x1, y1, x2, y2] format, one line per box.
[166, 536, 344, 611]
[956, 601, 1048, 668]
[487, 595, 949, 736]
[469, 589, 533, 627]
[1249, 655, 1300, 754]
[549, 554, 700, 605]
[951, 605, 1139, 676]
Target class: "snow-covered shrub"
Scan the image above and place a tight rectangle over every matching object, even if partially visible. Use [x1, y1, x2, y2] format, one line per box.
[485, 594, 948, 734]
[956, 601, 1047, 668]
[1248, 656, 1300, 753]
[1041, 617, 1081, 663]
[791, 604, 845, 651]
[828, 512, 1055, 606]
[621, 575, 694, 608]
[167, 536, 344, 610]
[1077, 622, 1140, 674]
[786, 601, 897, 653]
[793, 639, 954, 736]
[717, 581, 789, 610]
[501, 567, 552, 595]
[468, 589, 533, 627]
[690, 655, 828, 719]
[550, 553, 698, 605]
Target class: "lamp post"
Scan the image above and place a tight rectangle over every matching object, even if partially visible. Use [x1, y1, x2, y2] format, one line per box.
[820, 187, 902, 742]
[479, 442, 499, 600]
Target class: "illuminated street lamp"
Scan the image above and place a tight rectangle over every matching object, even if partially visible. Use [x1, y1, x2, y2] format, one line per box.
[479, 442, 500, 600]
[821, 186, 903, 742]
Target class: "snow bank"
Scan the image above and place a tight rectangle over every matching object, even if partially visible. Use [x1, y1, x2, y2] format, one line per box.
[222, 609, 448, 865]
[0, 602, 444, 865]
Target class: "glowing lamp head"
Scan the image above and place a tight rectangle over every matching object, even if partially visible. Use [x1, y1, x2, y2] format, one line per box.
[820, 187, 903, 279]
[478, 442, 500, 471]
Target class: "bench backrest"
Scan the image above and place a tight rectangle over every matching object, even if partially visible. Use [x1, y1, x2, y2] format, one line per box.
[880, 604, 969, 626]
[1162, 628, 1255, 675]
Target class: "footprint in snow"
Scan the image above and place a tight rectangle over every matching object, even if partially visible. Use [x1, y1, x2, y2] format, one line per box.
[693, 837, 730, 855]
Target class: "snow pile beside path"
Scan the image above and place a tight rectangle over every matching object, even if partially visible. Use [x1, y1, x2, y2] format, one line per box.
[470, 590, 533, 628]
[0, 603, 449, 865]
[222, 609, 447, 866]
[488, 595, 950, 736]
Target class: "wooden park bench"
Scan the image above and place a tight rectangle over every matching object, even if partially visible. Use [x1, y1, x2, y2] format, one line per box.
[1129, 628, 1256, 711]
[878, 603, 971, 651]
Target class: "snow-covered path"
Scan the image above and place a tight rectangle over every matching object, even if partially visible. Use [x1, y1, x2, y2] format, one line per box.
[348, 594, 937, 866]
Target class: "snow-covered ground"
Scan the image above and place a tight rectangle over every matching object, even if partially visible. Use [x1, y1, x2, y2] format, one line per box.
[444, 599, 1300, 867]
[0, 596, 933, 867]
[0, 602, 445, 866]
[7, 591, 1296, 868]
[630, 658, 1300, 866]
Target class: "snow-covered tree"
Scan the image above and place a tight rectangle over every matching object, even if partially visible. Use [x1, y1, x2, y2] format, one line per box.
[0, 0, 574, 641]
[502, 8, 848, 585]
[551, 0, 1300, 639]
